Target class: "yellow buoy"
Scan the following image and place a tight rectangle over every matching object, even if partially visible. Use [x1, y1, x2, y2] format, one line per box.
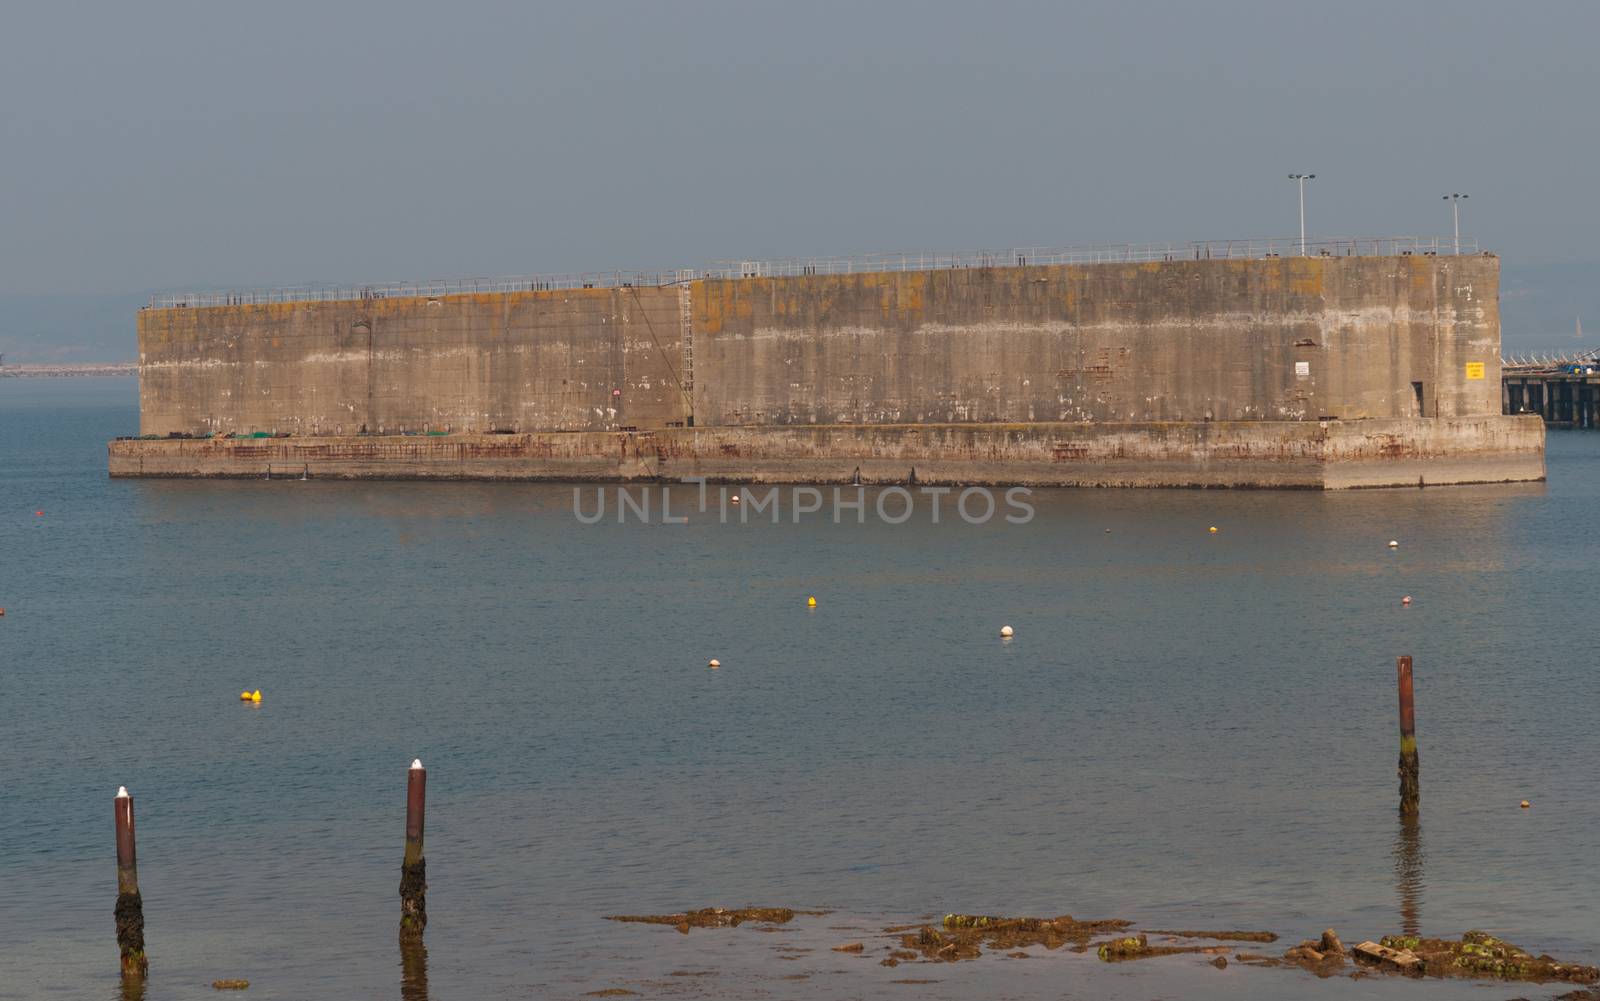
[239, 691, 251, 701]
[251, 690, 262, 703]
[1208, 526, 1218, 534]
[807, 596, 817, 607]
[1520, 800, 1531, 809]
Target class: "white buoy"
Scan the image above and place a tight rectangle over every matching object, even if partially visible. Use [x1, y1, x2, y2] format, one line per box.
[708, 658, 721, 669]
[411, 758, 423, 770]
[999, 625, 1014, 638]
[1389, 540, 1399, 549]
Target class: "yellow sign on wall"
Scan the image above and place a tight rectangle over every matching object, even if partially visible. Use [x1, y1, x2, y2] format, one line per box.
[1465, 362, 1486, 380]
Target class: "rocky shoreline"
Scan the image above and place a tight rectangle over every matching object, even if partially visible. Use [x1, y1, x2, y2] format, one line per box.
[0, 363, 135, 377]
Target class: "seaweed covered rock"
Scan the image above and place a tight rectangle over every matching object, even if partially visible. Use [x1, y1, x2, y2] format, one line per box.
[1097, 934, 1148, 961]
[1363, 932, 1599, 983]
[898, 914, 1135, 962]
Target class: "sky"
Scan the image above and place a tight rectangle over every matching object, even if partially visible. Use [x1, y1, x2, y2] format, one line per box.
[1, 0, 1598, 350]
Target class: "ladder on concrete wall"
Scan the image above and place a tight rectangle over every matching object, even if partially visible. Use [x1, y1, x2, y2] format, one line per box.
[678, 286, 695, 400]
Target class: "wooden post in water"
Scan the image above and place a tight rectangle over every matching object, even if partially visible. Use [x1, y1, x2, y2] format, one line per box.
[114, 786, 148, 977]
[399, 759, 427, 934]
[1397, 657, 1420, 814]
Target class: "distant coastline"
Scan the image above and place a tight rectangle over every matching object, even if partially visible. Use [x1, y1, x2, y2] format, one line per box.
[0, 363, 135, 378]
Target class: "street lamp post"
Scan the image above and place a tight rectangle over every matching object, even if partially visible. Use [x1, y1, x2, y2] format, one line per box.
[1288, 174, 1315, 255]
[1443, 193, 1468, 254]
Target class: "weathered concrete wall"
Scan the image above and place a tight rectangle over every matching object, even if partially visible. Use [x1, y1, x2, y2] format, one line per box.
[691, 255, 1501, 426]
[138, 255, 1501, 438]
[137, 287, 688, 436]
[108, 415, 1544, 489]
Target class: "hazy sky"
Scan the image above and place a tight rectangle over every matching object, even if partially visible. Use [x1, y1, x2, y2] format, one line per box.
[4, 0, 1598, 297]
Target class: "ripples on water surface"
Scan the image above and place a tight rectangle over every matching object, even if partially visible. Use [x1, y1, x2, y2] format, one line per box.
[1, 378, 1597, 1000]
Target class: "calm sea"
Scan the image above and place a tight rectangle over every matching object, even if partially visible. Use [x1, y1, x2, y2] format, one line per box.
[2, 377, 1597, 1000]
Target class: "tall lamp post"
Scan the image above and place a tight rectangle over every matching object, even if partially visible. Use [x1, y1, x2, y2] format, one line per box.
[1288, 174, 1315, 255]
[1443, 193, 1468, 254]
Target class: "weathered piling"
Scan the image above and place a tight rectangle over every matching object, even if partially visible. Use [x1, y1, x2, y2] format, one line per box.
[399, 759, 427, 934]
[1397, 656, 1420, 813]
[114, 786, 148, 977]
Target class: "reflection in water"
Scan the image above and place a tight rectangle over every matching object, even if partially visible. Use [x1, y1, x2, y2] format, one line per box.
[116, 975, 146, 1001]
[400, 931, 430, 1001]
[1393, 813, 1425, 937]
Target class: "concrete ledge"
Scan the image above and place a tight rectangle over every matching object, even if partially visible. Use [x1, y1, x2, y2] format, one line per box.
[108, 416, 1545, 490]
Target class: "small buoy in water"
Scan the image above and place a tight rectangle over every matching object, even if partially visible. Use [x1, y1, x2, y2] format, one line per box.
[0, 608, 6, 617]
[1000, 625, 1014, 638]
[35, 510, 44, 517]
[239, 691, 251, 701]
[251, 689, 262, 703]
[730, 494, 740, 505]
[1520, 800, 1531, 809]
[1208, 526, 1218, 534]
[1401, 596, 1412, 606]
[708, 658, 721, 669]
[1389, 540, 1400, 549]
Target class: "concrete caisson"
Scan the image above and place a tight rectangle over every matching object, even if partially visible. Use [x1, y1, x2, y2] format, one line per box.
[118, 253, 1540, 488]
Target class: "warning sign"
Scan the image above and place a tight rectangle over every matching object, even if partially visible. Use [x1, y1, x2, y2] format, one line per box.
[1465, 362, 1486, 380]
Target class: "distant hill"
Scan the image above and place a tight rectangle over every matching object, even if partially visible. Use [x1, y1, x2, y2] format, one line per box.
[0, 292, 147, 364]
[2, 258, 1595, 364]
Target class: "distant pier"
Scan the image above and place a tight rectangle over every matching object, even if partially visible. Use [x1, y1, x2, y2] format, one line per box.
[1502, 353, 1600, 428]
[0, 363, 137, 378]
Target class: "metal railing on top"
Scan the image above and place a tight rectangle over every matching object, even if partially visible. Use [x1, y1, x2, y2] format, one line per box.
[147, 235, 1481, 309]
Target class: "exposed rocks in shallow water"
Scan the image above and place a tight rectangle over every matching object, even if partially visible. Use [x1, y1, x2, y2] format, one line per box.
[1285, 936, 1353, 978]
[1097, 934, 1147, 960]
[605, 907, 797, 932]
[605, 906, 1598, 986]
[1366, 931, 1600, 983]
[1096, 934, 1235, 964]
[898, 914, 1135, 962]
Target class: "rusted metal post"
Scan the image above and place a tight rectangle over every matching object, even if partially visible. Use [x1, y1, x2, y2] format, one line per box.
[399, 759, 427, 934]
[1397, 657, 1420, 814]
[114, 786, 148, 977]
